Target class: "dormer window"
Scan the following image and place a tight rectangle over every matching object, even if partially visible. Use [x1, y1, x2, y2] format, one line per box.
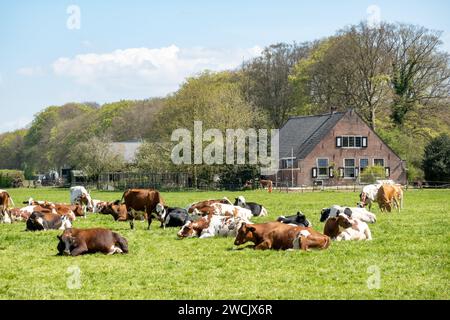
[336, 135, 367, 148]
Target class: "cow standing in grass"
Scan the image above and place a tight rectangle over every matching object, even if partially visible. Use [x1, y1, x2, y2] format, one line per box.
[121, 189, 165, 230]
[0, 190, 15, 222]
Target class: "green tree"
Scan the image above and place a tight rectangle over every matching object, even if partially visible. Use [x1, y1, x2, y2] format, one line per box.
[422, 134, 450, 182]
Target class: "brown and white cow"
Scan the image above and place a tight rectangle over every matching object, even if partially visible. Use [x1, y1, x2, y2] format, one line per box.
[26, 212, 72, 231]
[121, 189, 165, 230]
[323, 214, 372, 241]
[0, 190, 15, 219]
[234, 222, 330, 251]
[57, 228, 128, 256]
[186, 197, 232, 215]
[177, 214, 249, 239]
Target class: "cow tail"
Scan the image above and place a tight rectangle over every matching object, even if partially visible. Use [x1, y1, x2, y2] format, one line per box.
[120, 190, 127, 205]
[8, 193, 15, 208]
[114, 233, 129, 254]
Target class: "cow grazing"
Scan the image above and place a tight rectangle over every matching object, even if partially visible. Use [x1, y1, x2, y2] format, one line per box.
[156, 204, 195, 229]
[234, 222, 330, 251]
[376, 184, 400, 213]
[70, 186, 94, 214]
[26, 212, 72, 231]
[320, 205, 376, 224]
[177, 215, 249, 239]
[234, 196, 268, 217]
[359, 184, 380, 210]
[57, 228, 128, 256]
[260, 179, 273, 193]
[0, 190, 15, 216]
[277, 212, 311, 227]
[323, 214, 372, 241]
[121, 189, 165, 230]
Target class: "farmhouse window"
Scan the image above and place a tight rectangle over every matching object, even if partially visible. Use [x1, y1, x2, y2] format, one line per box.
[374, 159, 385, 167]
[338, 136, 366, 148]
[281, 158, 295, 169]
[317, 158, 329, 177]
[344, 159, 356, 178]
[360, 158, 369, 172]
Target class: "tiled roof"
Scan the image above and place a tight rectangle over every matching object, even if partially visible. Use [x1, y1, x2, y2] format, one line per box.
[279, 112, 345, 159]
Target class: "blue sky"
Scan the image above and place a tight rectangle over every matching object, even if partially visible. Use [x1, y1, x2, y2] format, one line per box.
[1, 0, 449, 133]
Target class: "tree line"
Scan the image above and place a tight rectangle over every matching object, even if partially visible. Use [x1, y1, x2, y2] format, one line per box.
[1, 21, 449, 183]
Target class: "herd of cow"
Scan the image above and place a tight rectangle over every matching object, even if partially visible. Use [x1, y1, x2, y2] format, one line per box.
[0, 181, 403, 256]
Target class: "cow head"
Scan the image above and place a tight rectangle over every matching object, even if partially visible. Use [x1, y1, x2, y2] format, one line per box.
[234, 222, 256, 246]
[155, 203, 167, 223]
[177, 216, 209, 238]
[59, 215, 73, 230]
[57, 228, 75, 256]
[295, 212, 311, 227]
[234, 196, 246, 207]
[336, 214, 353, 231]
[177, 221, 196, 238]
[320, 208, 331, 222]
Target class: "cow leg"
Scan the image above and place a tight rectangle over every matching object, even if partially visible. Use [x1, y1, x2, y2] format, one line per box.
[254, 240, 271, 250]
[147, 216, 152, 230]
[70, 243, 88, 256]
[129, 219, 134, 230]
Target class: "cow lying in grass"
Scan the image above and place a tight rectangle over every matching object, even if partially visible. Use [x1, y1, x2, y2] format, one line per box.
[233, 222, 330, 251]
[277, 212, 311, 227]
[320, 205, 376, 223]
[156, 204, 199, 229]
[323, 213, 372, 241]
[26, 212, 72, 231]
[177, 215, 249, 239]
[234, 196, 268, 217]
[57, 228, 128, 256]
[186, 197, 232, 215]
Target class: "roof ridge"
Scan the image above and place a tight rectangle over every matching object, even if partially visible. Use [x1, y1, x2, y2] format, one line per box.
[288, 112, 345, 120]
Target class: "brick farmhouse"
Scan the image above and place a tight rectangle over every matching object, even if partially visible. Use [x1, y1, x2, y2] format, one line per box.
[276, 109, 407, 186]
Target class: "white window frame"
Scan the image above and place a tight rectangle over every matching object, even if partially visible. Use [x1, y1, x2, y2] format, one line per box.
[343, 158, 356, 179]
[281, 157, 295, 169]
[341, 135, 364, 149]
[316, 158, 329, 178]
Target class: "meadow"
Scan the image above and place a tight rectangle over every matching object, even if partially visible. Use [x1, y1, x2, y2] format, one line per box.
[0, 188, 448, 300]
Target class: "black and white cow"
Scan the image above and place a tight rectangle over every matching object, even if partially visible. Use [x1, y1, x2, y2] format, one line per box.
[156, 204, 198, 229]
[26, 212, 72, 231]
[233, 196, 268, 217]
[320, 205, 376, 223]
[277, 211, 312, 227]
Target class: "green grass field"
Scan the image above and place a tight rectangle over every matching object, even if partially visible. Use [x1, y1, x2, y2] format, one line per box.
[0, 188, 449, 300]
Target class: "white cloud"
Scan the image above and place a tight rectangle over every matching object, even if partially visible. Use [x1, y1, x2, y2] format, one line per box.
[0, 117, 32, 133]
[52, 45, 262, 96]
[17, 66, 45, 76]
